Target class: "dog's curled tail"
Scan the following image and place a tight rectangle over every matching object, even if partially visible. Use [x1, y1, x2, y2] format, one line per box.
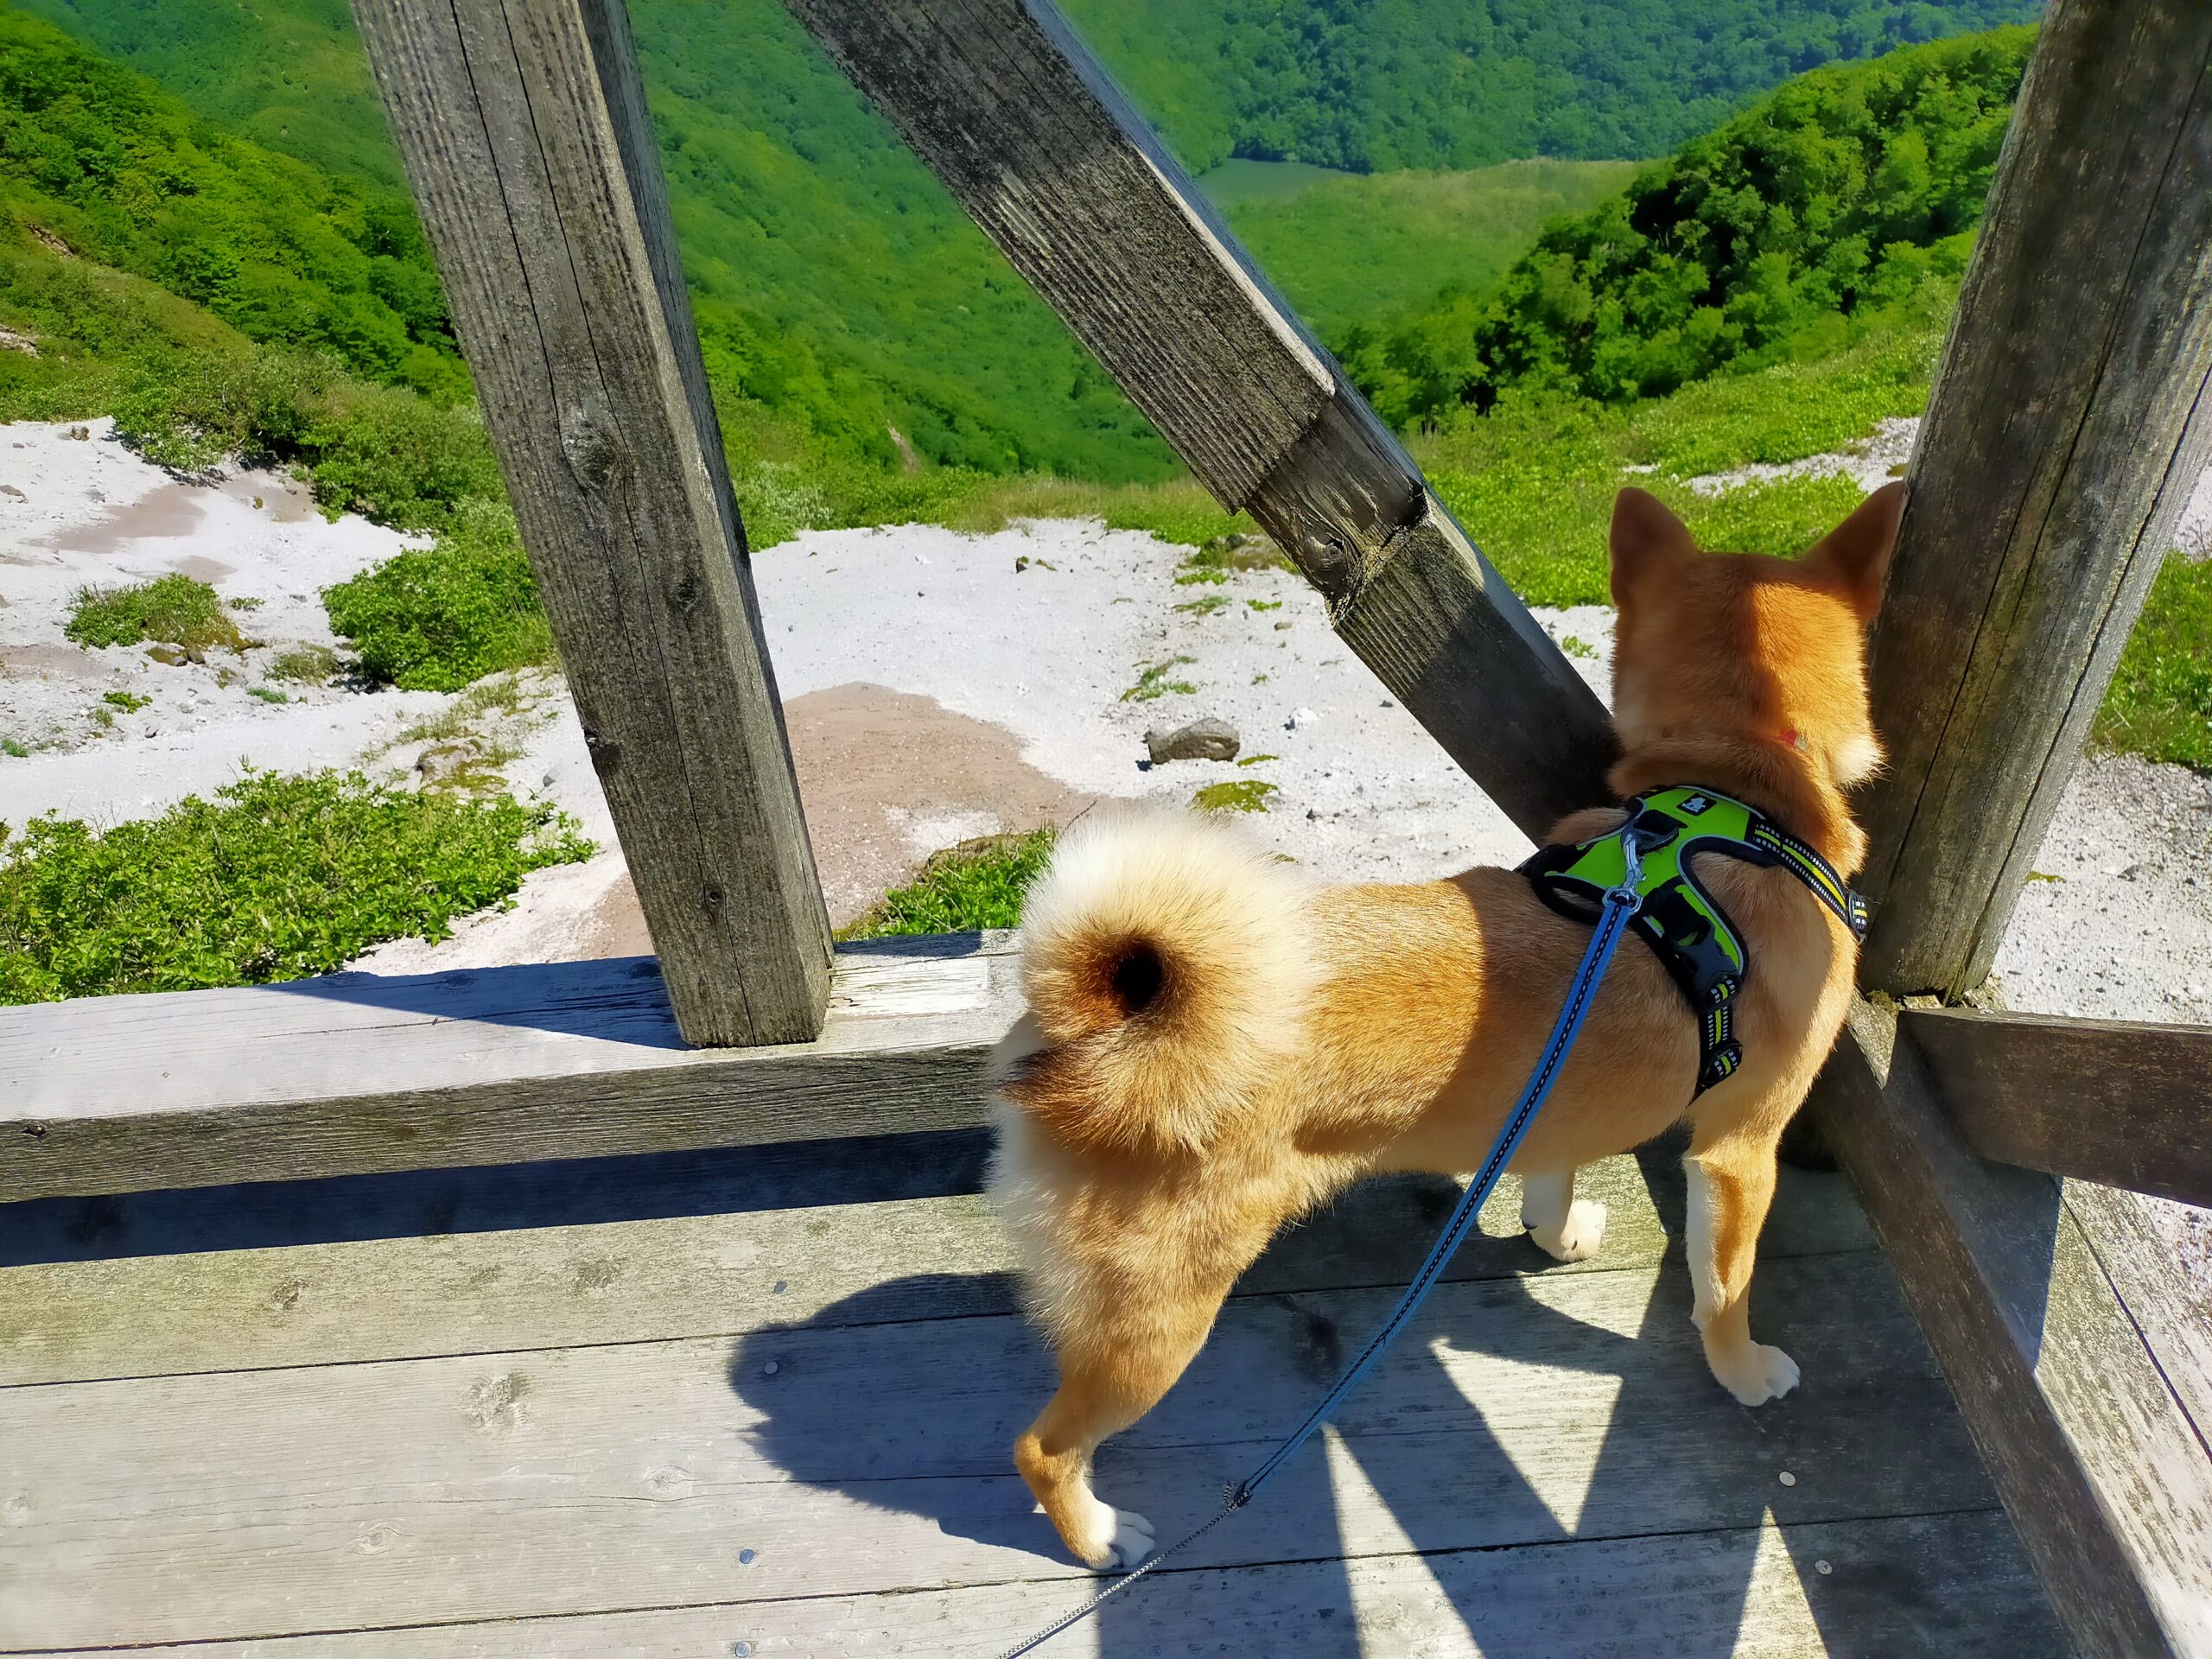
[999, 807, 1315, 1155]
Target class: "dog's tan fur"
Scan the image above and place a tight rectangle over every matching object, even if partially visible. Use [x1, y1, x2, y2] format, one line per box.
[988, 483, 1907, 1569]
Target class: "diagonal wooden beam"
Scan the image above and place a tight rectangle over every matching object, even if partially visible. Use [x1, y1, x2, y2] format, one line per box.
[1901, 1006, 2212, 1208]
[775, 0, 1616, 839]
[1856, 0, 2212, 998]
[349, 0, 832, 1046]
[1808, 999, 2212, 1659]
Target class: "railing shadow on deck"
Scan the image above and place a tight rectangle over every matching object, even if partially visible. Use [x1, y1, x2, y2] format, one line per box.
[0, 1127, 994, 1266]
[252, 931, 997, 1045]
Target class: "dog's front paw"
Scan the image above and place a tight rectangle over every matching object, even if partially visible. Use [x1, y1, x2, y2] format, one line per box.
[1528, 1198, 1608, 1262]
[1709, 1342, 1800, 1407]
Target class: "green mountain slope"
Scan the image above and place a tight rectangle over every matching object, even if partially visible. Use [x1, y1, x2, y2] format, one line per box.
[1346, 26, 2033, 423]
[1062, 0, 2040, 172]
[1203, 157, 1638, 335]
[16, 0, 2043, 483]
[0, 9, 459, 395]
[10, 0, 407, 187]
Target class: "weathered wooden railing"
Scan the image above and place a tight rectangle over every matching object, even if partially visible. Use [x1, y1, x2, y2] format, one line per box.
[3, 0, 2209, 1653]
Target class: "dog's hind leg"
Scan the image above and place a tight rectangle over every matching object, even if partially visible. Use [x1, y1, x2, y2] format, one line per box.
[1015, 1306, 1219, 1571]
[1520, 1166, 1608, 1262]
[1682, 1119, 1797, 1405]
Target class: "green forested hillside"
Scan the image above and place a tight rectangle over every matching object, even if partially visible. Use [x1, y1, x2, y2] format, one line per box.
[1065, 0, 2039, 172]
[1202, 157, 1637, 334]
[0, 9, 460, 396]
[14, 0, 2041, 482]
[1344, 27, 2032, 423]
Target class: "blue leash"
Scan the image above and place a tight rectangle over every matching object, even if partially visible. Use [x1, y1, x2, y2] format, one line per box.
[997, 830, 1656, 1657]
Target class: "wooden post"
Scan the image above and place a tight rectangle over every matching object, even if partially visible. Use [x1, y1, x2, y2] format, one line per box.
[777, 0, 1617, 840]
[1857, 0, 2212, 998]
[348, 0, 831, 1046]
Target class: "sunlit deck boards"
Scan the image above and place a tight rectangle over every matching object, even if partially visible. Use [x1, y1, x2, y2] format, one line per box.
[0, 1147, 2060, 1656]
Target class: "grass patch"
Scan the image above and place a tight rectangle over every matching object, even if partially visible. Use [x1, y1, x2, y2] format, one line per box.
[246, 685, 289, 704]
[101, 690, 151, 712]
[1237, 753, 1279, 766]
[323, 504, 553, 692]
[0, 738, 29, 759]
[64, 575, 245, 656]
[1248, 599, 1282, 612]
[2095, 554, 2212, 770]
[1193, 779, 1277, 813]
[1122, 656, 1198, 702]
[267, 645, 340, 684]
[0, 769, 592, 1004]
[1416, 313, 1944, 607]
[1177, 531, 1288, 587]
[1560, 635, 1596, 659]
[1174, 594, 1230, 617]
[836, 830, 1058, 941]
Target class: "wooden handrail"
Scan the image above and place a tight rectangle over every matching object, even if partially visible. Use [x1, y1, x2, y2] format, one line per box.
[1809, 998, 2212, 1658]
[1901, 1006, 2212, 1208]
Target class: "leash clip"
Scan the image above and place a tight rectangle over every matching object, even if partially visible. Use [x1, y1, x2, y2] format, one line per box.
[1605, 820, 1661, 911]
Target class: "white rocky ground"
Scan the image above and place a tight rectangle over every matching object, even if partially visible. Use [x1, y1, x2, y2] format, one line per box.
[5, 415, 2202, 1027]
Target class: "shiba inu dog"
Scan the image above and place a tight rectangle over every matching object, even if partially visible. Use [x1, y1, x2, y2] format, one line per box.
[988, 483, 1904, 1570]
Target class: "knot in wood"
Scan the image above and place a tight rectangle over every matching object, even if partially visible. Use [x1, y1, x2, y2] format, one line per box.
[582, 728, 620, 777]
[558, 405, 626, 493]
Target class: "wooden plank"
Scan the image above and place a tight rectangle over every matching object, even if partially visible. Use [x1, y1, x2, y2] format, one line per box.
[0, 935, 1017, 1204]
[0, 1255, 2006, 1649]
[2064, 1182, 2212, 1456]
[347, 0, 830, 1046]
[16, 1511, 2055, 1658]
[1902, 1007, 2212, 1206]
[0, 1151, 1875, 1384]
[1808, 998, 2212, 1658]
[776, 0, 1615, 837]
[1856, 0, 2212, 997]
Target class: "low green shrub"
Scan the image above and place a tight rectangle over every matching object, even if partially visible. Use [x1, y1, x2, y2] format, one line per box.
[0, 769, 592, 1004]
[2096, 555, 2212, 771]
[266, 645, 340, 684]
[322, 503, 552, 691]
[837, 830, 1058, 941]
[65, 575, 245, 655]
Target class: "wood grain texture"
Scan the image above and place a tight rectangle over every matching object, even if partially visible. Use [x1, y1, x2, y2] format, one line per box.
[776, 0, 1615, 836]
[19, 1512, 2053, 1658]
[1858, 0, 2212, 996]
[347, 0, 830, 1045]
[0, 1150, 1874, 1385]
[1809, 998, 2212, 1658]
[0, 936, 1017, 1203]
[0, 1254, 2012, 1649]
[1902, 1006, 2212, 1206]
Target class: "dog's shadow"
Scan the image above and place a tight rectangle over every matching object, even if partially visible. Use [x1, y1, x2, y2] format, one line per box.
[721, 1148, 1948, 1656]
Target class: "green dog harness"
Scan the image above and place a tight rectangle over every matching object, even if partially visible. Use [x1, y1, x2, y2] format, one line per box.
[1520, 786, 1871, 1095]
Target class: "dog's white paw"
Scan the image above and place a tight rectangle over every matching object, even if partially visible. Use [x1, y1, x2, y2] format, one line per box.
[1711, 1342, 1800, 1407]
[1058, 1492, 1155, 1572]
[1528, 1198, 1608, 1262]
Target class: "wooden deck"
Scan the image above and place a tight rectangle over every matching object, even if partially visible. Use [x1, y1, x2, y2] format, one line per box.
[1, 1126, 2063, 1655]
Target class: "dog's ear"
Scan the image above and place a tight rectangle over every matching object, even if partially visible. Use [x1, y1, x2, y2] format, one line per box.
[1610, 487, 1694, 605]
[1807, 480, 1906, 624]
